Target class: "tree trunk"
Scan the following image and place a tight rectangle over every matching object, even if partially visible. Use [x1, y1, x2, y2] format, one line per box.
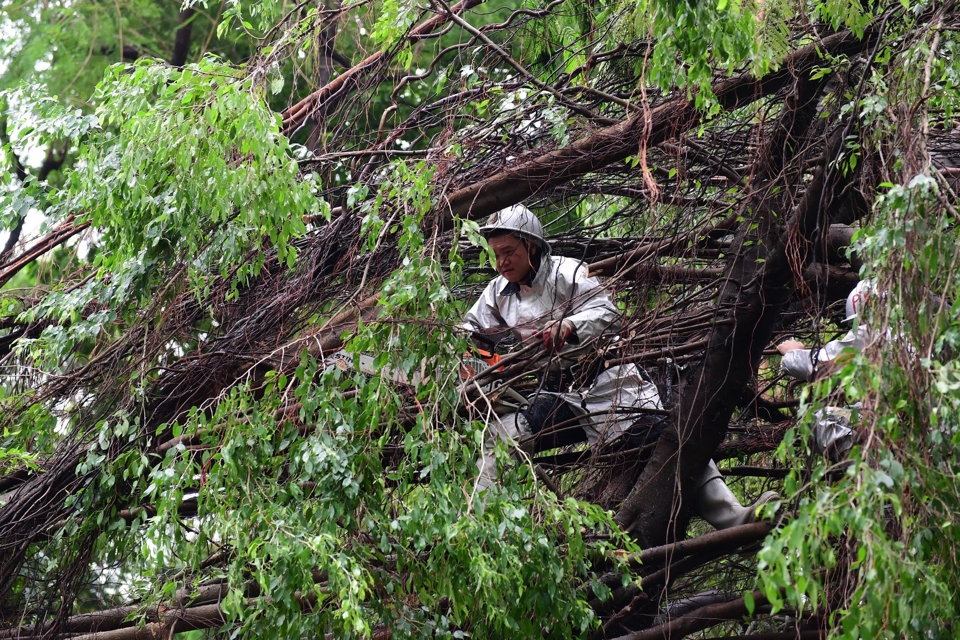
[613, 57, 859, 545]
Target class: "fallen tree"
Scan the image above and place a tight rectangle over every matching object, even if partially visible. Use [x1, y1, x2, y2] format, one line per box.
[0, 0, 958, 638]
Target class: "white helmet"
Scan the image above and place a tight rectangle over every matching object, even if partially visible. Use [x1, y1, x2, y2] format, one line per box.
[479, 204, 551, 255]
[845, 279, 874, 322]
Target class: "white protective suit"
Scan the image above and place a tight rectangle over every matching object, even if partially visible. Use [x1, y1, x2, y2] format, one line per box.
[780, 325, 871, 459]
[780, 325, 870, 382]
[462, 254, 662, 447]
[464, 253, 775, 525]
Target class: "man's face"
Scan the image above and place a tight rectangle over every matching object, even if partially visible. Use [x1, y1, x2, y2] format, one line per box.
[488, 234, 536, 283]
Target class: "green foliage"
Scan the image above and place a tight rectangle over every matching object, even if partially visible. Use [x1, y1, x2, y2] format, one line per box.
[758, 158, 960, 640]
[7, 56, 319, 371]
[599, 0, 876, 109]
[518, 0, 593, 77]
[631, 0, 763, 107]
[2, 0, 958, 637]
[2, 1, 117, 100]
[71, 57, 317, 281]
[220, 0, 282, 37]
[96, 163, 634, 638]
[372, 0, 421, 54]
[0, 429, 38, 473]
[753, 21, 960, 639]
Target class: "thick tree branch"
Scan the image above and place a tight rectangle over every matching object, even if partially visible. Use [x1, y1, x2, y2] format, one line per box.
[67, 602, 227, 640]
[702, 633, 822, 640]
[722, 465, 791, 478]
[0, 216, 88, 287]
[612, 591, 769, 640]
[170, 7, 196, 68]
[626, 521, 773, 570]
[0, 584, 228, 638]
[613, 35, 872, 544]
[440, 28, 875, 223]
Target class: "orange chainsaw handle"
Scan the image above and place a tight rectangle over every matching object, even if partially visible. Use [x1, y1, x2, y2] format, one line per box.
[475, 349, 502, 368]
[460, 349, 503, 377]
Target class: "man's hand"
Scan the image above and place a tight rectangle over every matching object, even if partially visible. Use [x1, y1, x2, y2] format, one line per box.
[541, 319, 575, 352]
[776, 339, 805, 355]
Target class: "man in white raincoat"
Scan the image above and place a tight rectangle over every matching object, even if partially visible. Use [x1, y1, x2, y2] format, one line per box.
[463, 204, 776, 529]
[776, 280, 874, 460]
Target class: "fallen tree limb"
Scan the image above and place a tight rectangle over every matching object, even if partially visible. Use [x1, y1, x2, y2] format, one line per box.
[612, 590, 769, 640]
[0, 216, 89, 288]
[612, 38, 867, 543]
[0, 584, 229, 638]
[629, 521, 773, 571]
[68, 602, 227, 640]
[715, 423, 790, 460]
[589, 522, 775, 625]
[588, 218, 858, 281]
[722, 465, 791, 479]
[440, 28, 873, 223]
[624, 264, 723, 282]
[702, 633, 822, 640]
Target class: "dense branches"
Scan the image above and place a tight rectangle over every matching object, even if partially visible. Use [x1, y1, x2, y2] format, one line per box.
[0, 0, 958, 638]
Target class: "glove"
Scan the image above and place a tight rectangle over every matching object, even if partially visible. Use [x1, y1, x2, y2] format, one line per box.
[776, 339, 805, 355]
[540, 319, 575, 352]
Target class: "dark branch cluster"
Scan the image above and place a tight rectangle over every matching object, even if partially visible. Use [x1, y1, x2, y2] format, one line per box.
[0, 2, 956, 638]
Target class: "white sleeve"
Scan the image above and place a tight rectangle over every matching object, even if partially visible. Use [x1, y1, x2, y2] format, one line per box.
[462, 282, 509, 346]
[562, 263, 620, 342]
[781, 328, 867, 382]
